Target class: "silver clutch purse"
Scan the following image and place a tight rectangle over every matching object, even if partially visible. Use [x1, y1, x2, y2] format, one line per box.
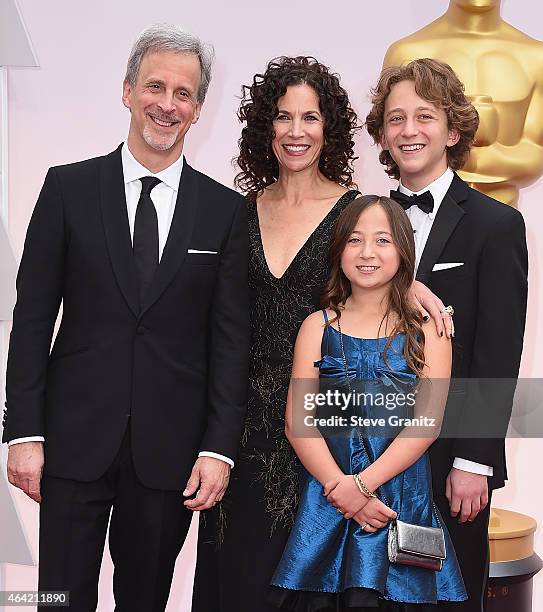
[388, 518, 446, 571]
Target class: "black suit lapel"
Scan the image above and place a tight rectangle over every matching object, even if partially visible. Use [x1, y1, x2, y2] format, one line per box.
[99, 145, 140, 318]
[416, 173, 468, 284]
[140, 160, 200, 316]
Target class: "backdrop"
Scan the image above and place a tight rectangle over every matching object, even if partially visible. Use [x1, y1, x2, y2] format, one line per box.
[3, 0, 542, 610]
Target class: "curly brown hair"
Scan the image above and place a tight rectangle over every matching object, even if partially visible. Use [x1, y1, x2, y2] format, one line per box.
[365, 58, 479, 180]
[234, 56, 359, 195]
[322, 195, 425, 377]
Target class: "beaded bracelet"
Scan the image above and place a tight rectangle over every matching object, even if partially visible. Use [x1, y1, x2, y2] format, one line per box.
[353, 473, 377, 499]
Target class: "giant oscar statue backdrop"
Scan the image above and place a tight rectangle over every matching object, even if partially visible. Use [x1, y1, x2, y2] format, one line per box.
[383, 0, 543, 207]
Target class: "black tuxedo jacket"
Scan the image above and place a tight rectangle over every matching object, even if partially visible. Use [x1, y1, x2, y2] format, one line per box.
[415, 173, 528, 493]
[3, 145, 250, 490]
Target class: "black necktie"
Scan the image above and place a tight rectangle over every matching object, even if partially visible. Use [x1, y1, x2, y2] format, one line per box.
[133, 176, 161, 304]
[390, 190, 434, 215]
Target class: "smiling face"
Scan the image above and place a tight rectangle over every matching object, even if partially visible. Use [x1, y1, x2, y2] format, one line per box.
[122, 50, 202, 166]
[382, 80, 459, 192]
[271, 84, 325, 175]
[340, 204, 400, 294]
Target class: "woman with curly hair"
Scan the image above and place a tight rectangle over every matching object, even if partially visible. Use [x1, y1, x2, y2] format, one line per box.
[191, 55, 360, 612]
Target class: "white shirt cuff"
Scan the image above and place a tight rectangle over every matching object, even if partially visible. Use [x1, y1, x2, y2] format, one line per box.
[8, 436, 45, 446]
[453, 457, 493, 476]
[198, 451, 234, 468]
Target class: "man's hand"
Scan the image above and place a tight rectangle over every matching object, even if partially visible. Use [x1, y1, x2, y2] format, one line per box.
[183, 456, 230, 511]
[352, 497, 397, 533]
[7, 441, 44, 503]
[409, 280, 454, 338]
[446, 467, 489, 523]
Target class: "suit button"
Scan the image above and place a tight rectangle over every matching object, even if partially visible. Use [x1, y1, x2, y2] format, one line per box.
[136, 326, 146, 335]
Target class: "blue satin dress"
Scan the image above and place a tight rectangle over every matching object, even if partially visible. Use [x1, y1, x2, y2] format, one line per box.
[270, 312, 467, 609]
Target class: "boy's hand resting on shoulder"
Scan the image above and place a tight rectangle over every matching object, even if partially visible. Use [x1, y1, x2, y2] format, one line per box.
[323, 474, 370, 519]
[353, 497, 397, 532]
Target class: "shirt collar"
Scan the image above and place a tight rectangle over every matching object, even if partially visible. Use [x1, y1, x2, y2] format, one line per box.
[398, 167, 454, 219]
[121, 142, 184, 191]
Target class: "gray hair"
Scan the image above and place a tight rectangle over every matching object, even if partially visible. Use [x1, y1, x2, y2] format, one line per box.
[125, 23, 214, 103]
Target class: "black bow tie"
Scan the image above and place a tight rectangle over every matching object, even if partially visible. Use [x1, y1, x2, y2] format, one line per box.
[390, 190, 434, 215]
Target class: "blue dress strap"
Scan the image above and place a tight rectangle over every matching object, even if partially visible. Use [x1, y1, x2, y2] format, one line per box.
[322, 308, 329, 324]
[317, 309, 332, 363]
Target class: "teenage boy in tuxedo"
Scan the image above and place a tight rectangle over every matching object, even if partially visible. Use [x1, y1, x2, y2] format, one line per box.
[366, 58, 528, 611]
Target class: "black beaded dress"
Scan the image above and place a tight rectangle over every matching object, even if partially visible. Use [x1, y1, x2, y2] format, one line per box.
[192, 190, 359, 612]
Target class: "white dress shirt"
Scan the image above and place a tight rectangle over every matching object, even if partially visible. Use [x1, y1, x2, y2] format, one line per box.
[399, 167, 454, 272]
[9, 143, 234, 469]
[398, 167, 492, 477]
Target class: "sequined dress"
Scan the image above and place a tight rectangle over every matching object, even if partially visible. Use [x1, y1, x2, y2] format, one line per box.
[192, 191, 359, 612]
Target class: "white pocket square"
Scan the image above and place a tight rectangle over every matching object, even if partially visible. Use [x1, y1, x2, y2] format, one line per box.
[187, 249, 218, 255]
[432, 262, 464, 271]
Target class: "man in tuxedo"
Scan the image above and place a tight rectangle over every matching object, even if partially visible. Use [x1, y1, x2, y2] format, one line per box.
[366, 58, 528, 610]
[3, 24, 249, 611]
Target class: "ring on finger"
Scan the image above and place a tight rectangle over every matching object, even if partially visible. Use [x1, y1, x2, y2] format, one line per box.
[360, 522, 368, 531]
[441, 305, 454, 317]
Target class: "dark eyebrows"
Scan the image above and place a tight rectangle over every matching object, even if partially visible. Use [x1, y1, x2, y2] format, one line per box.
[275, 108, 321, 115]
[145, 78, 164, 86]
[350, 230, 392, 236]
[145, 78, 195, 94]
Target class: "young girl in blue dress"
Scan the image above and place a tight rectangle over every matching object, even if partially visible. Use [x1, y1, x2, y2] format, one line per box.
[270, 195, 467, 610]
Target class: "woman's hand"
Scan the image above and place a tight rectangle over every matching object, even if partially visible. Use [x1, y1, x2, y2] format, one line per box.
[352, 498, 397, 533]
[408, 280, 454, 339]
[323, 475, 369, 518]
